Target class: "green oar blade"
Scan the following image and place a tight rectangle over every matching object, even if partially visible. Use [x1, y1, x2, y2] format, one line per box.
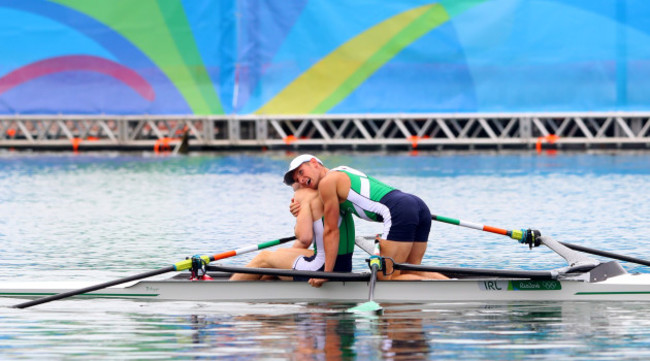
[348, 300, 383, 314]
[348, 257, 383, 315]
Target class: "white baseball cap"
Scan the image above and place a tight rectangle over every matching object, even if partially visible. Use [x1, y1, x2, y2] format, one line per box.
[283, 154, 323, 186]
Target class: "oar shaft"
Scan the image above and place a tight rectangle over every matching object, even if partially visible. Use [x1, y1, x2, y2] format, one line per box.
[14, 266, 175, 309]
[560, 242, 650, 267]
[14, 235, 297, 309]
[431, 214, 650, 267]
[368, 241, 381, 302]
[367, 264, 378, 302]
[431, 214, 525, 241]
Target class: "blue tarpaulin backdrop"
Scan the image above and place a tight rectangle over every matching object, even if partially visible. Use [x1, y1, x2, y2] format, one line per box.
[0, 0, 646, 115]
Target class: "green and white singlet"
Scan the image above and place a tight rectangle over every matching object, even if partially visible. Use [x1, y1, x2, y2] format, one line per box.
[333, 166, 432, 243]
[332, 166, 396, 237]
[292, 210, 355, 273]
[332, 166, 395, 221]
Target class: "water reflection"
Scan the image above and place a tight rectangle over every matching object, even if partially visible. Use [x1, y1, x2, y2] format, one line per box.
[161, 301, 650, 360]
[180, 307, 436, 360]
[2, 299, 650, 359]
[377, 309, 430, 360]
[183, 308, 358, 360]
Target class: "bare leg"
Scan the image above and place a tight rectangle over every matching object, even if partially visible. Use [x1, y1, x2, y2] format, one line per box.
[376, 239, 413, 280]
[230, 248, 313, 281]
[401, 242, 448, 280]
[377, 239, 448, 280]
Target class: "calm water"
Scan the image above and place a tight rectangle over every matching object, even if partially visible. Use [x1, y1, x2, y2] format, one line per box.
[0, 150, 649, 360]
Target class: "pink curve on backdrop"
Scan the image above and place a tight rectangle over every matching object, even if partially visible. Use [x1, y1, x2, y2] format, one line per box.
[0, 55, 155, 101]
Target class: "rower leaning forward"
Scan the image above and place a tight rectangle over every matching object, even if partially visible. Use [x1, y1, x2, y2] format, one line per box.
[284, 154, 448, 287]
[230, 175, 355, 281]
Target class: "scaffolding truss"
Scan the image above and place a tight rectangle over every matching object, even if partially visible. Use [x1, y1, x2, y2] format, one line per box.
[0, 113, 649, 151]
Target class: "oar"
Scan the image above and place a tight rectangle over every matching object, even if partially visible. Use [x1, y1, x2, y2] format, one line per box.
[431, 214, 650, 266]
[348, 240, 383, 314]
[560, 242, 650, 267]
[431, 214, 540, 246]
[13, 236, 296, 309]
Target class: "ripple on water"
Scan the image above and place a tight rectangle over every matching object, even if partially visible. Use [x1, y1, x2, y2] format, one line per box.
[0, 152, 649, 360]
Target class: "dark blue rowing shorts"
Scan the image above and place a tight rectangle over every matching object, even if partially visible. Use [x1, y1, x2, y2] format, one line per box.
[380, 190, 431, 243]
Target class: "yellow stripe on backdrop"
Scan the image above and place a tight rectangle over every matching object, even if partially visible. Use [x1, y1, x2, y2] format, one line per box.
[256, 4, 449, 115]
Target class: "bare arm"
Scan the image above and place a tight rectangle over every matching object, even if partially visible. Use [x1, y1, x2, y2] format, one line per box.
[293, 190, 313, 248]
[318, 175, 341, 273]
[289, 183, 302, 217]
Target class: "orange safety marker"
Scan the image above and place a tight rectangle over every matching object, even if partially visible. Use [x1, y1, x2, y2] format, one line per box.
[536, 134, 560, 153]
[408, 135, 420, 148]
[71, 138, 82, 152]
[154, 137, 177, 153]
[283, 135, 297, 144]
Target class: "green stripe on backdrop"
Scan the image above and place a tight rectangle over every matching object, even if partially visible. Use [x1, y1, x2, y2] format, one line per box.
[157, 0, 224, 114]
[441, 0, 488, 18]
[54, 0, 224, 114]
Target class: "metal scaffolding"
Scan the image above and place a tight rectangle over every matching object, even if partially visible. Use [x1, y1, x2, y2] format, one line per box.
[0, 112, 649, 151]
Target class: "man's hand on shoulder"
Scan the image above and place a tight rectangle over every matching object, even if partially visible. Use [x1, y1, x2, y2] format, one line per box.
[289, 198, 301, 217]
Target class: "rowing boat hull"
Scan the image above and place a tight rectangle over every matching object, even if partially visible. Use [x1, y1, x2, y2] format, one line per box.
[3, 273, 650, 303]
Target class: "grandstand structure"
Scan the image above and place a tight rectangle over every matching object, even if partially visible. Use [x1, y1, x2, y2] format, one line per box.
[0, 112, 649, 152]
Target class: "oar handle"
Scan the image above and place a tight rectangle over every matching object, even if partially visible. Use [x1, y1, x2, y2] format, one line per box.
[210, 236, 297, 262]
[170, 236, 298, 272]
[431, 214, 541, 247]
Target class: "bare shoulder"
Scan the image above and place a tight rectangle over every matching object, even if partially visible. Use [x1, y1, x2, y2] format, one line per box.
[318, 173, 336, 195]
[320, 170, 350, 194]
[319, 171, 345, 188]
[318, 172, 350, 203]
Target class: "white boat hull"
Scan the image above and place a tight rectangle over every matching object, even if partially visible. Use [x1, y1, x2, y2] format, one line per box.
[4, 273, 650, 303]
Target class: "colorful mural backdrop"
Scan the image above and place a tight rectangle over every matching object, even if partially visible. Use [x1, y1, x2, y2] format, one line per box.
[0, 0, 646, 115]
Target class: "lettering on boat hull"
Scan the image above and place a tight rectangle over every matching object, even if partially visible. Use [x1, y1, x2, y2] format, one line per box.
[479, 280, 562, 291]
